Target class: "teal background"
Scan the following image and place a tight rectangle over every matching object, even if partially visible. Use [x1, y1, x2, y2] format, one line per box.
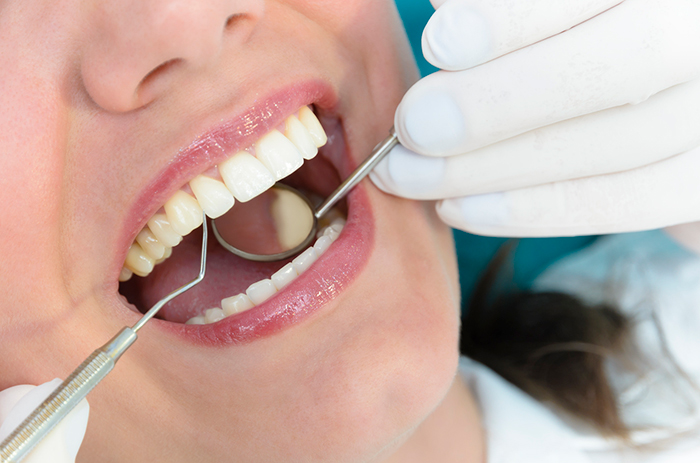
[393, 0, 597, 306]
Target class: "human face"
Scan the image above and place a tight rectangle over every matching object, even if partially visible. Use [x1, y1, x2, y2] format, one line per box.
[0, 1, 461, 461]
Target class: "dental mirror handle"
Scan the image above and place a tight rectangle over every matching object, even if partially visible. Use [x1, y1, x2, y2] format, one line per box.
[0, 215, 208, 463]
[315, 128, 398, 218]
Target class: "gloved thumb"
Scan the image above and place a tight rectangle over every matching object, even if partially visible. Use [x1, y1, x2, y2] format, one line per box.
[393, 77, 468, 158]
[370, 143, 446, 199]
[0, 379, 89, 463]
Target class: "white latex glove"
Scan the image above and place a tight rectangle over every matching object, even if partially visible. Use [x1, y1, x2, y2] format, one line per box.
[372, 0, 700, 237]
[0, 379, 89, 463]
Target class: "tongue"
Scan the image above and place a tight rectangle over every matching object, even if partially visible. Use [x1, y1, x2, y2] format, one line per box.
[125, 225, 290, 323]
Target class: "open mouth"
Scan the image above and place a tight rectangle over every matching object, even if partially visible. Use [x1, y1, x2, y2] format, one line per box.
[116, 98, 374, 345]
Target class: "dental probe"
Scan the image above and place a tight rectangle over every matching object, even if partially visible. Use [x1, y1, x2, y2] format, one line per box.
[314, 127, 398, 219]
[0, 215, 209, 463]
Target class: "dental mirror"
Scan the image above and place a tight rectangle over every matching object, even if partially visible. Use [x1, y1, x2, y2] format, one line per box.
[211, 129, 398, 262]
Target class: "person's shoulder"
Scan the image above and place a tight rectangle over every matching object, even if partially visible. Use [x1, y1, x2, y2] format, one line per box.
[459, 356, 700, 463]
[459, 357, 605, 462]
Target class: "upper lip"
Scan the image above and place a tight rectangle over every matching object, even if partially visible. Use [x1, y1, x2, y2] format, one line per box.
[115, 79, 338, 278]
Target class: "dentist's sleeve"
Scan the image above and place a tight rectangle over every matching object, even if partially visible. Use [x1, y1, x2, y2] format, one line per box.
[372, 0, 700, 239]
[0, 379, 89, 463]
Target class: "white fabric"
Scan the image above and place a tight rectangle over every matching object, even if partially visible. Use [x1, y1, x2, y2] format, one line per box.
[371, 0, 700, 238]
[460, 230, 700, 462]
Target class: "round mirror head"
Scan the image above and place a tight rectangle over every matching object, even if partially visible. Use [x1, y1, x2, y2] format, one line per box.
[211, 184, 317, 262]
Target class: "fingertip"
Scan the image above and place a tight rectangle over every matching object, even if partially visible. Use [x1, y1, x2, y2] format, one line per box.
[387, 145, 446, 196]
[461, 192, 508, 225]
[436, 198, 473, 233]
[396, 80, 467, 156]
[368, 165, 395, 195]
[437, 193, 509, 235]
[370, 144, 446, 199]
[422, 1, 491, 71]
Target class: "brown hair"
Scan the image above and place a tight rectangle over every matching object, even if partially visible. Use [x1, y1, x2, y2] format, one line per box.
[460, 242, 632, 439]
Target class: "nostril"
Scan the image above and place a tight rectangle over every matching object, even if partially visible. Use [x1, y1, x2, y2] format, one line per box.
[223, 12, 259, 45]
[139, 59, 181, 90]
[135, 58, 182, 107]
[225, 13, 245, 30]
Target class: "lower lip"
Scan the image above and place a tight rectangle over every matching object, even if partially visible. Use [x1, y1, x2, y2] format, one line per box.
[155, 185, 374, 346]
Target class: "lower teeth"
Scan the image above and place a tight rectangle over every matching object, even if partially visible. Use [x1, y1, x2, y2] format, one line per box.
[185, 218, 345, 325]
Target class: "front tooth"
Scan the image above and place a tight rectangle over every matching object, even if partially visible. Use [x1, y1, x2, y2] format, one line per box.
[219, 151, 276, 202]
[299, 106, 327, 147]
[204, 308, 226, 324]
[246, 279, 277, 305]
[124, 243, 155, 277]
[186, 316, 205, 325]
[136, 228, 165, 260]
[119, 267, 133, 282]
[292, 247, 318, 275]
[189, 175, 235, 219]
[147, 214, 183, 248]
[330, 218, 345, 231]
[314, 235, 333, 254]
[155, 246, 172, 264]
[271, 263, 298, 290]
[164, 190, 203, 236]
[323, 226, 340, 241]
[254, 130, 304, 180]
[284, 115, 318, 160]
[318, 209, 344, 229]
[222, 293, 254, 316]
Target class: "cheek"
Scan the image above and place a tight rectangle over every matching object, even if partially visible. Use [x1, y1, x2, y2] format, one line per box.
[0, 68, 72, 339]
[0, 1, 77, 295]
[0, 75, 64, 249]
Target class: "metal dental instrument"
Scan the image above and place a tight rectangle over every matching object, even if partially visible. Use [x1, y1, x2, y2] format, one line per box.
[0, 215, 209, 463]
[211, 128, 399, 262]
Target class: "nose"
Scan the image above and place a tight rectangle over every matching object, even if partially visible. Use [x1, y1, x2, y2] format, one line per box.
[81, 0, 264, 113]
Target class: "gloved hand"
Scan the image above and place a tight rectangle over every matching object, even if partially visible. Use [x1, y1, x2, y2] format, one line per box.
[372, 0, 700, 238]
[0, 379, 89, 463]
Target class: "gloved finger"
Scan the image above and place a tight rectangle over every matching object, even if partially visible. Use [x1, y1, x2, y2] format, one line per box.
[370, 144, 446, 199]
[422, 0, 622, 71]
[436, 145, 700, 237]
[0, 379, 89, 463]
[374, 78, 700, 199]
[397, 0, 700, 157]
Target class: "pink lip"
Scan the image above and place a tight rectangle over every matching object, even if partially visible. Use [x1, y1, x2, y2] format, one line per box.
[115, 79, 376, 346]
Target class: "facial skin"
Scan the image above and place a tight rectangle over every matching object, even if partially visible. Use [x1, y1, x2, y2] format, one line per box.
[0, 1, 482, 461]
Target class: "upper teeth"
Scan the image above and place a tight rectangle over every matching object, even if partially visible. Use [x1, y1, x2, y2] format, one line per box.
[119, 106, 328, 281]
